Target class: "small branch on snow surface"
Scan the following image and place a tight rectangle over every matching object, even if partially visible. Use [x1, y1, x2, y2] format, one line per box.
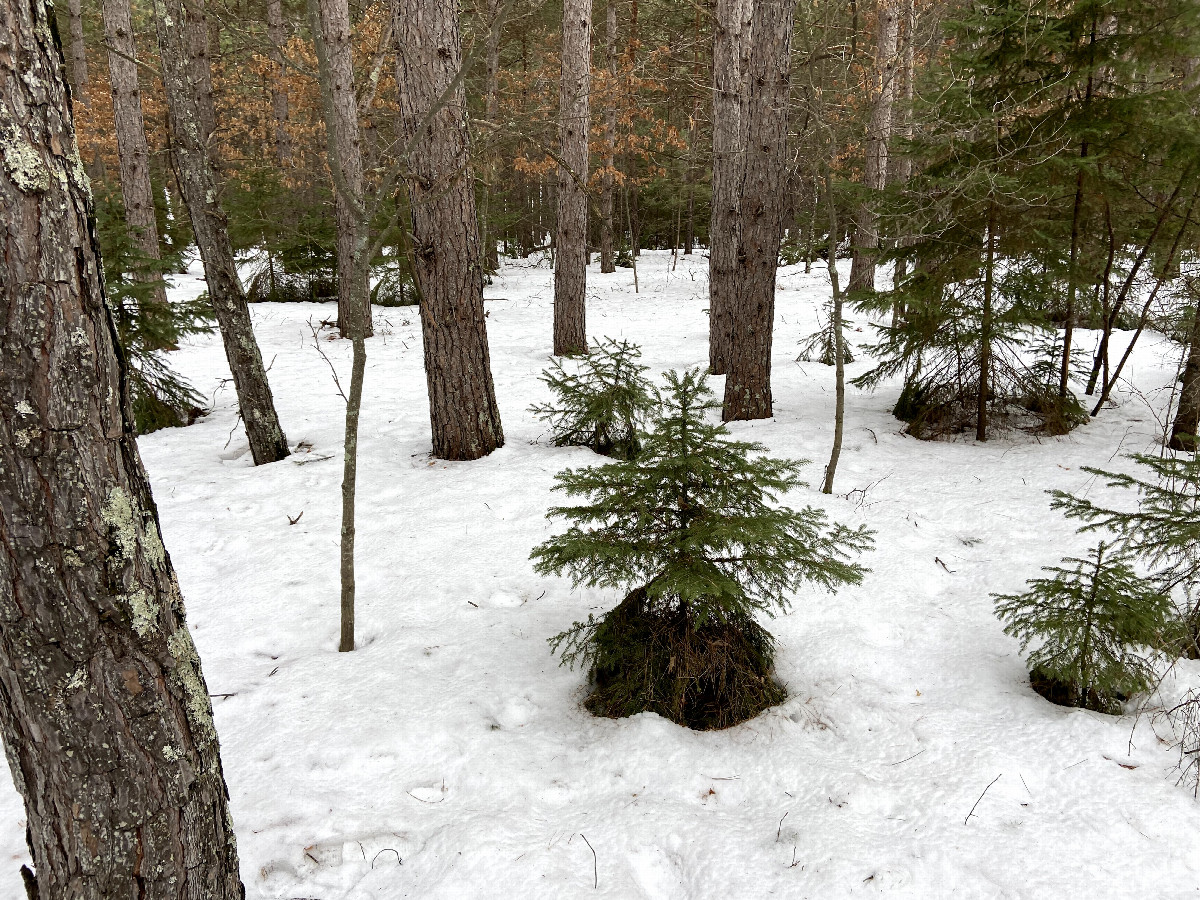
[964, 774, 1002, 825]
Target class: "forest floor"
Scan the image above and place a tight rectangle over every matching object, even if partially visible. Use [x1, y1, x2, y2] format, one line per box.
[4, 251, 1200, 898]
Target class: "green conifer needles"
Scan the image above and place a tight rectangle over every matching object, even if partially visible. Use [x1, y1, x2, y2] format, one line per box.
[532, 369, 873, 728]
[993, 543, 1170, 713]
[530, 338, 655, 459]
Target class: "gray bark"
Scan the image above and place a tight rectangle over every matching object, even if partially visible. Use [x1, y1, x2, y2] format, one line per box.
[154, 0, 291, 464]
[66, 0, 89, 104]
[481, 0, 503, 273]
[554, 0, 593, 356]
[101, 0, 169, 310]
[267, 0, 292, 165]
[393, 0, 505, 460]
[599, 0, 617, 273]
[708, 0, 752, 374]
[1171, 281, 1200, 452]
[0, 4, 245, 896]
[184, 0, 217, 150]
[722, 0, 791, 421]
[822, 174, 845, 494]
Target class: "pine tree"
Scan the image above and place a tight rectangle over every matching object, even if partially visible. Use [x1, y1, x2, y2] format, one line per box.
[530, 338, 655, 459]
[993, 543, 1169, 713]
[532, 369, 873, 729]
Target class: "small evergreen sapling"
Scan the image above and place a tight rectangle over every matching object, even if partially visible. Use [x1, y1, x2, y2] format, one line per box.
[530, 337, 655, 459]
[993, 543, 1170, 713]
[532, 369, 873, 729]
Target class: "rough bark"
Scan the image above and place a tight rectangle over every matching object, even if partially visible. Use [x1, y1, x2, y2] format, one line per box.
[267, 0, 292, 165]
[154, 0, 291, 464]
[393, 0, 505, 460]
[183, 0, 216, 150]
[66, 0, 89, 103]
[722, 0, 791, 421]
[481, 0, 503, 273]
[599, 0, 617, 274]
[101, 0, 168, 309]
[554, 0, 593, 356]
[848, 0, 900, 294]
[708, 0, 752, 374]
[0, 4, 245, 897]
[1171, 282, 1200, 452]
[890, 0, 914, 295]
[310, 0, 371, 338]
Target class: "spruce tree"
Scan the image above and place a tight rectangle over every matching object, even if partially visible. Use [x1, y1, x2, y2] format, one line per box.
[532, 369, 873, 729]
[530, 338, 655, 459]
[993, 543, 1170, 713]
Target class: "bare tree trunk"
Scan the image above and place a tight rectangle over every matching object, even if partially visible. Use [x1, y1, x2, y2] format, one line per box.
[722, 0, 791, 421]
[184, 0, 217, 150]
[310, 0, 372, 338]
[1, 6, 244, 896]
[978, 202, 996, 442]
[554, 0, 593, 356]
[267, 0, 293, 165]
[891, 0, 914, 295]
[101, 0, 168, 311]
[394, 0, 505, 460]
[599, 0, 617, 274]
[848, 0, 900, 294]
[481, 0, 503, 274]
[66, 0, 89, 104]
[709, 0, 752, 374]
[1171, 281, 1200, 452]
[822, 173, 846, 494]
[154, 0, 291, 464]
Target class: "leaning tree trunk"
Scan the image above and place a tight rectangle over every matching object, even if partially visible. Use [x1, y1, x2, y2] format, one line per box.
[709, 0, 752, 374]
[267, 0, 293, 165]
[0, 5, 245, 897]
[554, 0, 593, 356]
[154, 0, 291, 464]
[848, 0, 900, 294]
[393, 0, 505, 460]
[599, 0, 617, 274]
[102, 0, 169, 311]
[1170, 281, 1200, 451]
[310, 0, 371, 338]
[722, 0, 791, 422]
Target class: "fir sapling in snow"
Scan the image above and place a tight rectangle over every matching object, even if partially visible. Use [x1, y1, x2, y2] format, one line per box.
[530, 337, 655, 459]
[992, 543, 1170, 713]
[532, 369, 873, 730]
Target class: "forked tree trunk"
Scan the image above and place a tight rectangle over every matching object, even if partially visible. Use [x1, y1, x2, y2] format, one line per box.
[267, 0, 293, 165]
[722, 0, 791, 421]
[101, 0, 169, 310]
[599, 0, 617, 274]
[66, 0, 89, 104]
[708, 0, 751, 374]
[154, 0, 291, 464]
[848, 0, 900, 294]
[310, 0, 372, 338]
[554, 0, 593, 356]
[0, 6, 244, 897]
[393, 0, 505, 460]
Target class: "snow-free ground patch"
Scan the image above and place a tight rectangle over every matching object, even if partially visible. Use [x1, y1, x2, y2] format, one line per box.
[3, 252, 1200, 898]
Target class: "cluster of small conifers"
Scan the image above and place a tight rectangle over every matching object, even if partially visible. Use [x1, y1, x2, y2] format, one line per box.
[530, 340, 1200, 728]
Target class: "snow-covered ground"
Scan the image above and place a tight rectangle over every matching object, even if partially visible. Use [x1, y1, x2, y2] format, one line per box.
[4, 251, 1200, 898]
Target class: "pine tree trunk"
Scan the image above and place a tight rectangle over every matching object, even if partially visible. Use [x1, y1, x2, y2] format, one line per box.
[393, 0, 505, 460]
[267, 0, 293, 165]
[1, 6, 245, 896]
[1170, 283, 1200, 452]
[708, 0, 751, 374]
[184, 0, 217, 150]
[154, 0, 291, 464]
[66, 0, 89, 104]
[482, 0, 503, 274]
[554, 0, 593, 356]
[599, 0, 617, 274]
[101, 0, 169, 311]
[310, 0, 371, 338]
[848, 0, 900, 294]
[722, 0, 791, 421]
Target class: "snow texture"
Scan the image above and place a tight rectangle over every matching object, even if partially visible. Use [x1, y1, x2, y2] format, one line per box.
[2, 251, 1200, 898]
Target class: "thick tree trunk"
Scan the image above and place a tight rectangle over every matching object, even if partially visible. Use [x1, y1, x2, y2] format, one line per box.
[184, 0, 217, 150]
[102, 0, 169, 311]
[154, 0, 291, 464]
[394, 0, 505, 460]
[0, 5, 245, 897]
[722, 0, 791, 421]
[599, 0, 617, 274]
[1171, 283, 1200, 452]
[708, 0, 752, 374]
[267, 0, 293, 165]
[66, 0, 89, 104]
[848, 0, 900, 294]
[310, 0, 372, 338]
[554, 0, 593, 356]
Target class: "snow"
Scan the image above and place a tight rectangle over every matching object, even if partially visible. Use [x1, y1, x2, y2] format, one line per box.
[4, 251, 1200, 898]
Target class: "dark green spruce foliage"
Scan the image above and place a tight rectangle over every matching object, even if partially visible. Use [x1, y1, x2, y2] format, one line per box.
[994, 543, 1169, 713]
[532, 369, 873, 729]
[94, 183, 212, 434]
[530, 338, 655, 459]
[1051, 453, 1200, 656]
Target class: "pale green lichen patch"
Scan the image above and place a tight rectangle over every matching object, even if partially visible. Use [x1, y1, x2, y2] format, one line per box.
[127, 588, 158, 638]
[167, 628, 218, 751]
[103, 487, 138, 562]
[1, 121, 51, 193]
